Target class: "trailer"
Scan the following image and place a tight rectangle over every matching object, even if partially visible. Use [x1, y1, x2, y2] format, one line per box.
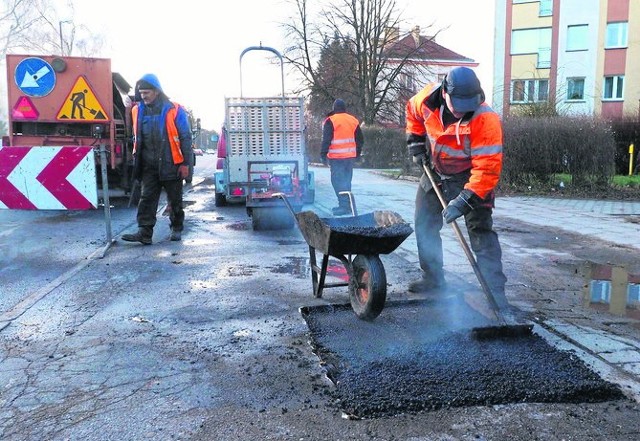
[214, 45, 315, 230]
[3, 54, 135, 196]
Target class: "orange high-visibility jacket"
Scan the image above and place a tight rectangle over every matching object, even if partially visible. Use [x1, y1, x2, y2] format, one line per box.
[325, 113, 360, 159]
[131, 102, 185, 164]
[406, 83, 503, 199]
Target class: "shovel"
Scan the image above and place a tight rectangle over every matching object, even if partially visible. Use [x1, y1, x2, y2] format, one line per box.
[420, 162, 533, 339]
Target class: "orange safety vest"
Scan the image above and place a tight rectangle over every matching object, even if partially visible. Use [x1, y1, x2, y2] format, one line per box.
[325, 113, 359, 159]
[406, 83, 503, 199]
[131, 102, 185, 164]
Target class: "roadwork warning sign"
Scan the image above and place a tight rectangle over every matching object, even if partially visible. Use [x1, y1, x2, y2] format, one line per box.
[57, 76, 108, 121]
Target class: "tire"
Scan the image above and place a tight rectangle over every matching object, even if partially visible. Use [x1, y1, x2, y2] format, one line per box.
[215, 192, 227, 207]
[303, 189, 315, 204]
[251, 207, 295, 231]
[349, 254, 387, 321]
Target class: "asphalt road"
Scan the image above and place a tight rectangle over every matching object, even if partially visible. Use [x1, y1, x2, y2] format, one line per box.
[1, 154, 640, 440]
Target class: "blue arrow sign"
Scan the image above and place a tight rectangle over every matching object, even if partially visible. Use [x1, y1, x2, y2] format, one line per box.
[15, 57, 56, 97]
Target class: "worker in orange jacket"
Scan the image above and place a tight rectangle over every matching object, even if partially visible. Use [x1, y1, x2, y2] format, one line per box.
[321, 99, 364, 216]
[405, 67, 508, 306]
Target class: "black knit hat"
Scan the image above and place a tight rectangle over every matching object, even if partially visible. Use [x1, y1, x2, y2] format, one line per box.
[137, 79, 156, 90]
[332, 99, 346, 112]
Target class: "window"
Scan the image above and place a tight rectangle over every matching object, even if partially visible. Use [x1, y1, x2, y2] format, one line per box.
[566, 25, 588, 51]
[567, 78, 585, 100]
[537, 48, 551, 68]
[398, 72, 415, 91]
[511, 79, 549, 103]
[603, 76, 624, 100]
[539, 0, 552, 16]
[511, 28, 552, 54]
[605, 22, 628, 48]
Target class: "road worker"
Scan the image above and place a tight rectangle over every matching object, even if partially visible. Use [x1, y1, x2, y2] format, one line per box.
[122, 73, 192, 244]
[405, 67, 508, 306]
[320, 99, 364, 216]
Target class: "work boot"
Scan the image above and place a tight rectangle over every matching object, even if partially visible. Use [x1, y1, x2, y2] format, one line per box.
[121, 230, 152, 245]
[332, 206, 351, 216]
[408, 277, 446, 293]
[170, 229, 182, 241]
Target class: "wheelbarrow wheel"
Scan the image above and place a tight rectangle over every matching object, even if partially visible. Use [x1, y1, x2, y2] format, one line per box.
[349, 254, 387, 321]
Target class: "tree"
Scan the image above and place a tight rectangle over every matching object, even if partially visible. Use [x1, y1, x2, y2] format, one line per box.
[0, 0, 104, 58]
[282, 0, 439, 125]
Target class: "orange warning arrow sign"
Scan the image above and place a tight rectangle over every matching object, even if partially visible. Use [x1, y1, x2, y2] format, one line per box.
[57, 75, 108, 121]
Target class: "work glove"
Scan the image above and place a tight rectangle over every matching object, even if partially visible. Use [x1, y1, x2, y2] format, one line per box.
[407, 136, 430, 168]
[442, 189, 479, 224]
[412, 152, 428, 167]
[178, 165, 189, 179]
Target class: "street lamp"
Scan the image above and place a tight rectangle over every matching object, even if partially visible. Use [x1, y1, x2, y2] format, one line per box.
[59, 20, 72, 56]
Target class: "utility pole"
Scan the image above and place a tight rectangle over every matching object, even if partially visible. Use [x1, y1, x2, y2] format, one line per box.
[59, 20, 72, 56]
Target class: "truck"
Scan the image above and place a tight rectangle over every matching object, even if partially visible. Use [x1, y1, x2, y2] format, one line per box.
[4, 54, 201, 198]
[214, 45, 315, 230]
[4, 54, 136, 196]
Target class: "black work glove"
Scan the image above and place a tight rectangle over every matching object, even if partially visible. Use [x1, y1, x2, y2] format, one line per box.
[442, 189, 480, 223]
[412, 152, 428, 166]
[407, 135, 430, 167]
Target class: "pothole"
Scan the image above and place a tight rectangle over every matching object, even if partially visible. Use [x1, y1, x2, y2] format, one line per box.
[301, 300, 627, 419]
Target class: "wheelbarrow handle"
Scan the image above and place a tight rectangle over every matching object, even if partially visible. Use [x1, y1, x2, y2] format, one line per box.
[420, 163, 503, 316]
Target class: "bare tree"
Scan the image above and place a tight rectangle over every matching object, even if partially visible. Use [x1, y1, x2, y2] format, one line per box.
[0, 0, 104, 58]
[282, 0, 440, 125]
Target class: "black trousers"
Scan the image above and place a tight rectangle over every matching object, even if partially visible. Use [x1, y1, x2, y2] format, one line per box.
[136, 168, 184, 236]
[414, 182, 507, 293]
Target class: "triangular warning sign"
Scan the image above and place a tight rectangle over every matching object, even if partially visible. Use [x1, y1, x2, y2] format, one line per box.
[12, 96, 39, 119]
[57, 75, 108, 121]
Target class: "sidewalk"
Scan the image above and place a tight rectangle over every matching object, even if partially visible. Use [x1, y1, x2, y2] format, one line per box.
[495, 196, 640, 250]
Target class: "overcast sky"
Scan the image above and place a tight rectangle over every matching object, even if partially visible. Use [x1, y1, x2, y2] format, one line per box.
[68, 0, 495, 131]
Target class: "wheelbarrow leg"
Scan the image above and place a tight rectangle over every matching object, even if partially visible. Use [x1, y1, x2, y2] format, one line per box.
[309, 245, 329, 298]
[315, 254, 330, 298]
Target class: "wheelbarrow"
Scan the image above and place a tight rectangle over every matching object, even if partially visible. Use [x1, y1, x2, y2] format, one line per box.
[275, 193, 413, 321]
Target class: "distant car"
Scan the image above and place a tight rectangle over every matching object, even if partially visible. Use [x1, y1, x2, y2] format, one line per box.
[193, 148, 204, 156]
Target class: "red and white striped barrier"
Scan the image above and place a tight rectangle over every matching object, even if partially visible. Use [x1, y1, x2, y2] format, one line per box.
[0, 146, 98, 210]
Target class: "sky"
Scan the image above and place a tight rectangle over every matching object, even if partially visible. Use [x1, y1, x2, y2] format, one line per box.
[66, 0, 495, 131]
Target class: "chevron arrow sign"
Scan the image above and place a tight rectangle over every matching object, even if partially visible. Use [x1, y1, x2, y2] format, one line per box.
[0, 146, 98, 210]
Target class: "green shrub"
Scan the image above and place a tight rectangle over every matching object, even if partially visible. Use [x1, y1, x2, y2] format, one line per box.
[359, 125, 406, 169]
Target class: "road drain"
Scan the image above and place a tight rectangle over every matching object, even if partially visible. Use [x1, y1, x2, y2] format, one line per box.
[301, 300, 626, 419]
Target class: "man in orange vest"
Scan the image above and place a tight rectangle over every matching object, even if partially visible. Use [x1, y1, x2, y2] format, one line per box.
[121, 74, 192, 244]
[405, 67, 508, 307]
[320, 99, 364, 216]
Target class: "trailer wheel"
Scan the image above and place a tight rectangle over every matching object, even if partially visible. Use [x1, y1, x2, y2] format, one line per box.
[349, 254, 387, 321]
[251, 207, 295, 231]
[215, 192, 227, 207]
[303, 189, 315, 204]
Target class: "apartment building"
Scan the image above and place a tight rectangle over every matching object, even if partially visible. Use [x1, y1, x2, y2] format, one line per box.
[494, 0, 640, 119]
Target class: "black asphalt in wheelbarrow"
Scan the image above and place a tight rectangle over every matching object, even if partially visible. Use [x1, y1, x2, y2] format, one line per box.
[301, 300, 627, 419]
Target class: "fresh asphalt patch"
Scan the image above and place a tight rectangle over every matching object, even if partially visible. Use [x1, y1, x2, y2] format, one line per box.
[302, 299, 627, 419]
